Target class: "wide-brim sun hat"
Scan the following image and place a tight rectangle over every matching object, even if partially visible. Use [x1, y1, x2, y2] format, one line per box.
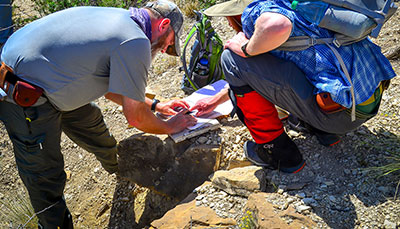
[145, 0, 184, 56]
[203, 0, 254, 17]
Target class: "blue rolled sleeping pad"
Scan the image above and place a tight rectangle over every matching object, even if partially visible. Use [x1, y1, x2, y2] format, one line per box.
[0, 0, 13, 44]
[291, 0, 397, 39]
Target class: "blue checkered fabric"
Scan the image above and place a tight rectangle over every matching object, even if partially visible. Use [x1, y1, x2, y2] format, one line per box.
[241, 0, 396, 108]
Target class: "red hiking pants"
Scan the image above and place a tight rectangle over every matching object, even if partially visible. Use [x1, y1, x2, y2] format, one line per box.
[235, 90, 284, 144]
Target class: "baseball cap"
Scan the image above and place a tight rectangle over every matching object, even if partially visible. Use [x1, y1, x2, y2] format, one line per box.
[204, 0, 253, 17]
[145, 0, 184, 56]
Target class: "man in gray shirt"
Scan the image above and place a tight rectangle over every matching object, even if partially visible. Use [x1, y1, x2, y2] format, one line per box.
[0, 0, 195, 227]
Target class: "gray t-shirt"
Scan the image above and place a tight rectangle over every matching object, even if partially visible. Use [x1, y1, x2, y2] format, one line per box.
[1, 6, 151, 111]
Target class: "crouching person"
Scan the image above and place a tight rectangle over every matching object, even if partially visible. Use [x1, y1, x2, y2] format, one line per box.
[195, 0, 396, 174]
[0, 0, 195, 228]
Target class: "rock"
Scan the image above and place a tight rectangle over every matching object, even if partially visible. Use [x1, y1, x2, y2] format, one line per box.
[296, 193, 306, 199]
[197, 136, 208, 144]
[245, 193, 316, 228]
[286, 182, 307, 191]
[378, 186, 390, 194]
[302, 198, 315, 205]
[383, 219, 397, 229]
[150, 200, 236, 228]
[296, 205, 312, 213]
[211, 166, 266, 197]
[226, 160, 253, 170]
[96, 203, 110, 218]
[65, 170, 72, 181]
[117, 134, 221, 200]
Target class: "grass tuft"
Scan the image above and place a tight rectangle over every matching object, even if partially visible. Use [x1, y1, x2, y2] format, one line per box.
[0, 191, 38, 229]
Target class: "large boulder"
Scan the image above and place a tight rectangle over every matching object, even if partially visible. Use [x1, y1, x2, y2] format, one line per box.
[211, 166, 266, 197]
[245, 193, 316, 228]
[150, 200, 236, 228]
[117, 134, 221, 200]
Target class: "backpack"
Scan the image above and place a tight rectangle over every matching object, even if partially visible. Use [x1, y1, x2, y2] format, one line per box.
[180, 11, 224, 94]
[277, 0, 398, 122]
[0, 1, 13, 44]
[280, 0, 398, 50]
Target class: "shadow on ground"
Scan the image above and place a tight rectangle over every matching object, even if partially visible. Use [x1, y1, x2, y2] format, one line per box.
[272, 123, 400, 228]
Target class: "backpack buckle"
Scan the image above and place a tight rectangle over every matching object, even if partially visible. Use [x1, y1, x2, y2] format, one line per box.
[309, 37, 317, 46]
[333, 38, 341, 48]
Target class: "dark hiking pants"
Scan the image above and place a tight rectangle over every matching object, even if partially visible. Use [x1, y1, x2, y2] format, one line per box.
[0, 100, 118, 228]
[221, 49, 366, 135]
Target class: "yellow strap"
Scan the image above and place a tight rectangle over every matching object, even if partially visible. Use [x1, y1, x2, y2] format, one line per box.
[358, 82, 382, 106]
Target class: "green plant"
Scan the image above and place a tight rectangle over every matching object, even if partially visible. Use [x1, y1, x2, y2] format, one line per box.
[12, 0, 142, 29]
[0, 191, 38, 229]
[365, 150, 400, 177]
[238, 210, 256, 229]
[31, 0, 141, 16]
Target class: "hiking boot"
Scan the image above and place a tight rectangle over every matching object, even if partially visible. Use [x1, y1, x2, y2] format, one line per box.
[243, 132, 306, 173]
[287, 115, 341, 147]
[305, 124, 341, 147]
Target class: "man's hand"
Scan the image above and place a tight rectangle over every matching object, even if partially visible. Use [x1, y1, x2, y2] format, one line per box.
[224, 32, 249, 58]
[156, 99, 190, 115]
[166, 109, 197, 134]
[123, 96, 196, 134]
[189, 88, 230, 117]
[190, 97, 219, 117]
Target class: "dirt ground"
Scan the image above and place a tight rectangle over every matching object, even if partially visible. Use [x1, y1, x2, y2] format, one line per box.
[1, 1, 400, 228]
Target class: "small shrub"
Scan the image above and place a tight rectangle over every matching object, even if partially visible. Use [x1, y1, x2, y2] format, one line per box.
[238, 210, 256, 229]
[366, 150, 400, 177]
[12, 0, 144, 29]
[31, 0, 141, 16]
[0, 191, 38, 229]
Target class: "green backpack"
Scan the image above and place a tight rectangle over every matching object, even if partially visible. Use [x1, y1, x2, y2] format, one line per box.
[180, 11, 224, 94]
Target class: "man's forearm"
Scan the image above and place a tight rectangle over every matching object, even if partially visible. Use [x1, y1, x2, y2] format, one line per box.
[106, 93, 155, 110]
[214, 88, 230, 105]
[104, 92, 123, 105]
[123, 97, 172, 134]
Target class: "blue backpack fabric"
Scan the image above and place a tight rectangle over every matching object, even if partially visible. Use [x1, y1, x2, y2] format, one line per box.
[0, 0, 13, 44]
[278, 0, 398, 122]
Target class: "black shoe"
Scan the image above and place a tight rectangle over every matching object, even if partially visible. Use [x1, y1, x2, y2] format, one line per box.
[243, 132, 305, 173]
[287, 115, 340, 147]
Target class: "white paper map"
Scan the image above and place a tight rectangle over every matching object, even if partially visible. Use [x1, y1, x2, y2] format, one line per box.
[170, 80, 234, 142]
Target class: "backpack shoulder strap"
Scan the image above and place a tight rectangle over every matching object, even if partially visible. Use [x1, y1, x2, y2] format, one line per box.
[181, 26, 200, 90]
[180, 11, 207, 91]
[277, 35, 358, 121]
[278, 33, 366, 52]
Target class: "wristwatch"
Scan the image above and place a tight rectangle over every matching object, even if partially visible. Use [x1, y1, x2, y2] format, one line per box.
[151, 99, 160, 112]
[241, 42, 253, 57]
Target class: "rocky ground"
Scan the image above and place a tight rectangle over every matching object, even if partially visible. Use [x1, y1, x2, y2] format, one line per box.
[1, 1, 400, 228]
